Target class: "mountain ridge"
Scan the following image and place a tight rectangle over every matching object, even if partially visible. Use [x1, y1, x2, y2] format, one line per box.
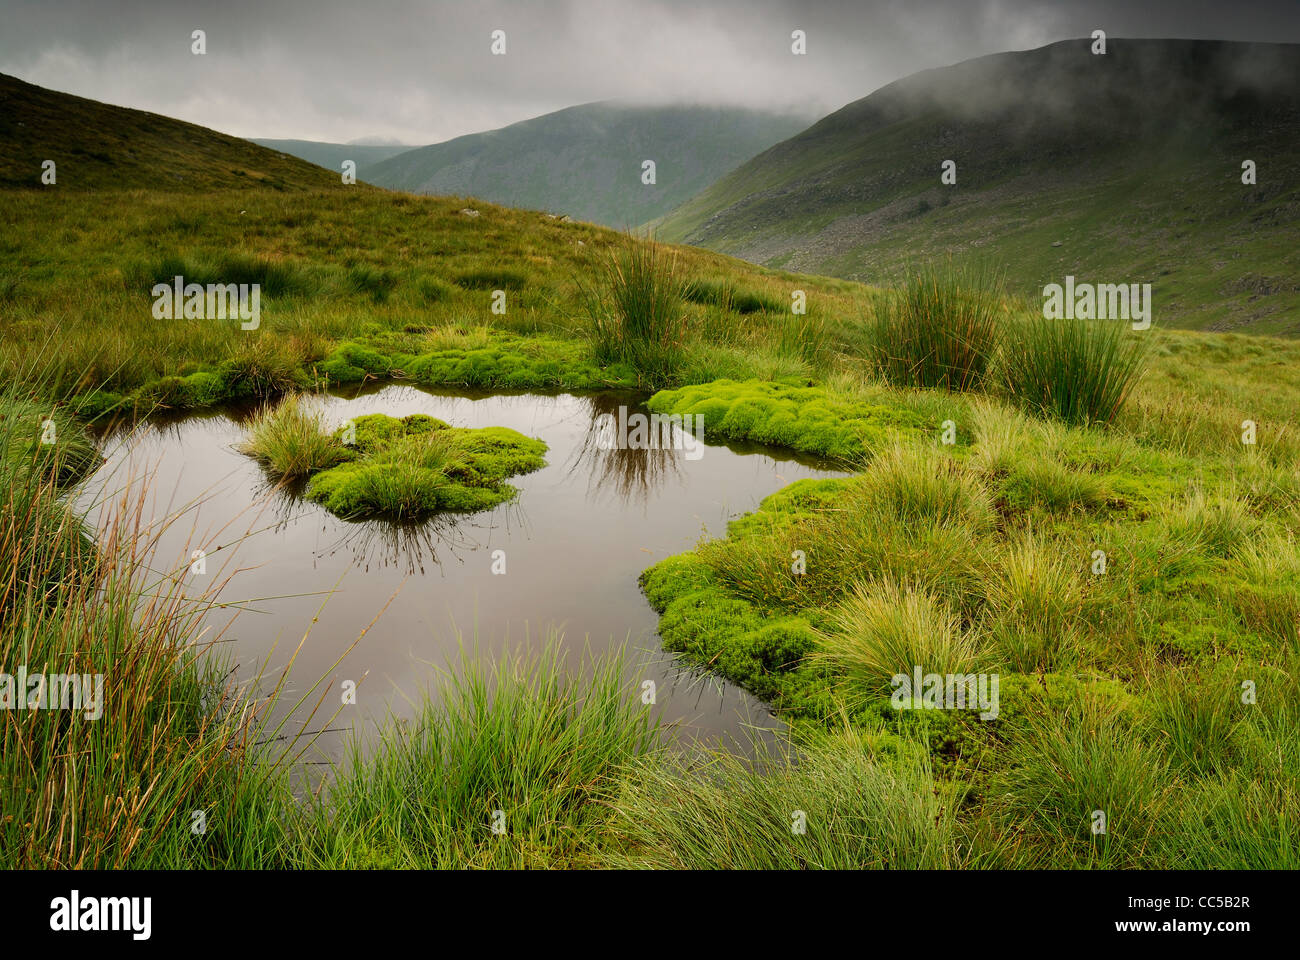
[365, 100, 813, 227]
[657, 38, 1300, 334]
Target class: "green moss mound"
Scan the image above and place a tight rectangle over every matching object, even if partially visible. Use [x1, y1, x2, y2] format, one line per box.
[646, 378, 928, 463]
[320, 331, 638, 392]
[281, 412, 546, 521]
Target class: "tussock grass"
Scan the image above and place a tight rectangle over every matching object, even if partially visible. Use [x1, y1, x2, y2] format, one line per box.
[978, 530, 1084, 672]
[819, 577, 978, 698]
[136, 250, 311, 299]
[682, 276, 782, 315]
[988, 697, 1172, 868]
[1002, 312, 1148, 426]
[301, 640, 658, 869]
[868, 262, 1004, 392]
[599, 730, 961, 869]
[858, 442, 994, 530]
[237, 394, 343, 480]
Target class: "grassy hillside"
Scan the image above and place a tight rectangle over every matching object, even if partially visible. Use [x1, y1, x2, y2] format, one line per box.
[4, 73, 1300, 870]
[251, 138, 413, 181]
[367, 101, 812, 228]
[0, 72, 341, 191]
[658, 39, 1300, 335]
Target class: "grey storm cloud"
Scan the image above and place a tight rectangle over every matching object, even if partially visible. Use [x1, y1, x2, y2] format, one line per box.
[1, 0, 1298, 144]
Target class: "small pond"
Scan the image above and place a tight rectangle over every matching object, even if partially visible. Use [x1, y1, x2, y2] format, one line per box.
[79, 384, 847, 763]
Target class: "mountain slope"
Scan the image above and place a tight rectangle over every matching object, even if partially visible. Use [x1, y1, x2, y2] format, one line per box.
[0, 72, 340, 191]
[658, 39, 1300, 335]
[366, 101, 812, 227]
[250, 139, 412, 181]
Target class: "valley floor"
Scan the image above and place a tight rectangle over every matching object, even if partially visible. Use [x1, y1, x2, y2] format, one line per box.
[2, 188, 1298, 868]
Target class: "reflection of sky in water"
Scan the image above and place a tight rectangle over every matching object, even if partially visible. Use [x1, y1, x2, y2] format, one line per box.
[79, 386, 846, 766]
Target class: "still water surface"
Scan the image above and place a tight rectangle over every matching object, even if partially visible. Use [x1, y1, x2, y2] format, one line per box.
[80, 385, 846, 762]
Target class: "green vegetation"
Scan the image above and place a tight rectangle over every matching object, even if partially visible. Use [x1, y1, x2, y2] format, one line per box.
[682, 276, 783, 315]
[301, 641, 659, 869]
[239, 400, 547, 521]
[237, 394, 344, 479]
[657, 39, 1300, 336]
[868, 262, 1004, 391]
[582, 240, 686, 384]
[1002, 312, 1150, 425]
[639, 359, 1300, 865]
[6, 69, 1300, 869]
[0, 386, 299, 868]
[602, 729, 960, 869]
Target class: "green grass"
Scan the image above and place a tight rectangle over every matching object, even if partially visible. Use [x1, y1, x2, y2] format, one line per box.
[598, 728, 962, 869]
[1002, 312, 1149, 425]
[237, 394, 344, 479]
[818, 577, 978, 699]
[0, 387, 301, 868]
[868, 262, 1005, 392]
[6, 78, 1300, 869]
[300, 640, 660, 869]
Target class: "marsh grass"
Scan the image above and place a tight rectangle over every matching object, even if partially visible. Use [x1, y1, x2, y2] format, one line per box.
[977, 529, 1084, 672]
[1002, 312, 1148, 426]
[237, 394, 343, 480]
[989, 697, 1173, 868]
[136, 250, 312, 299]
[301, 639, 659, 868]
[0, 386, 311, 867]
[868, 261, 1004, 391]
[599, 729, 962, 869]
[819, 577, 978, 699]
[682, 276, 782, 315]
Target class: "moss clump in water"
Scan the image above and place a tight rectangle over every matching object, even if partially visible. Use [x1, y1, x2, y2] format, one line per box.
[245, 409, 546, 521]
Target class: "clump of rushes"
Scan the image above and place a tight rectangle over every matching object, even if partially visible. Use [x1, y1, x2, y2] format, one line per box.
[237, 394, 343, 480]
[1001, 312, 1148, 426]
[581, 238, 685, 386]
[869, 261, 1005, 391]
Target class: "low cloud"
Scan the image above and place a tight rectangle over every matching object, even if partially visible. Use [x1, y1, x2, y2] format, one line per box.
[1, 0, 1296, 144]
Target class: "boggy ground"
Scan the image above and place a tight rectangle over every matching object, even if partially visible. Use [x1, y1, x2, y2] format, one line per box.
[2, 185, 1299, 868]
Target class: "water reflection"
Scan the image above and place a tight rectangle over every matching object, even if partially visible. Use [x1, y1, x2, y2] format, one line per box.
[566, 392, 686, 505]
[79, 386, 848, 759]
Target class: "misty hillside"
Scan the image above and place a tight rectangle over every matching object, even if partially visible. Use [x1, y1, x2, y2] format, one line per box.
[251, 138, 412, 181]
[0, 72, 340, 191]
[658, 39, 1300, 335]
[366, 101, 812, 228]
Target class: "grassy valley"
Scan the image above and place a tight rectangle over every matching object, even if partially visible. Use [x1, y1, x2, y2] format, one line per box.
[656, 39, 1300, 335]
[251, 138, 414, 183]
[3, 69, 1299, 870]
[366, 101, 813, 227]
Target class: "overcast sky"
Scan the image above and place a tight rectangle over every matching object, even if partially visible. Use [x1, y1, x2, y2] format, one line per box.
[2, 0, 1298, 145]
